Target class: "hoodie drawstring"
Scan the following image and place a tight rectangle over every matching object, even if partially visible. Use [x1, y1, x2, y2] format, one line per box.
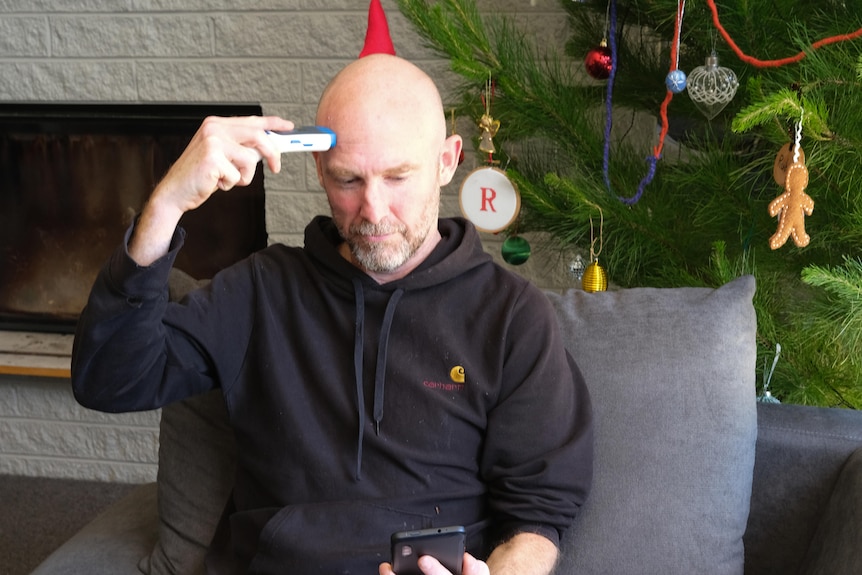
[350, 277, 405, 480]
[351, 278, 366, 480]
[374, 288, 404, 436]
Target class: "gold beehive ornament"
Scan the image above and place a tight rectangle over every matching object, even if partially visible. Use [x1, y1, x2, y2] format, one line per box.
[582, 260, 608, 292]
[581, 207, 608, 292]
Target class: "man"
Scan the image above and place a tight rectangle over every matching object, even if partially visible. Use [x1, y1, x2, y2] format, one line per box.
[72, 52, 592, 575]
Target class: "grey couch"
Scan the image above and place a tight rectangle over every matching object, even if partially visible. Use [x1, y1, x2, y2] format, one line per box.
[32, 276, 862, 575]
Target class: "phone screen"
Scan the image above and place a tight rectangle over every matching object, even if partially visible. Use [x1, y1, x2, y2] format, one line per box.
[390, 525, 466, 575]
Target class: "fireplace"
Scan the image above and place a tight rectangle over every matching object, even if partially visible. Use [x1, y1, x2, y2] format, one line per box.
[0, 103, 267, 333]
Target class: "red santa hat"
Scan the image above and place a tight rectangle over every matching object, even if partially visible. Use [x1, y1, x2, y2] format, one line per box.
[358, 0, 396, 57]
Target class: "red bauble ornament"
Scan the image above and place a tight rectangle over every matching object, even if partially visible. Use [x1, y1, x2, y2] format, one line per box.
[585, 42, 613, 80]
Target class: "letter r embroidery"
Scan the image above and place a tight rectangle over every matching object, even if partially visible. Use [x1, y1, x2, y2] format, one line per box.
[480, 187, 497, 212]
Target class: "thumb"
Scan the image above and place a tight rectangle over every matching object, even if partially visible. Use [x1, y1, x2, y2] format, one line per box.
[462, 553, 490, 575]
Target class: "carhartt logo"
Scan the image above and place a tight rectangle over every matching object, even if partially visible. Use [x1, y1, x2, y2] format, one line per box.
[423, 380, 464, 392]
[449, 365, 465, 383]
[422, 366, 466, 393]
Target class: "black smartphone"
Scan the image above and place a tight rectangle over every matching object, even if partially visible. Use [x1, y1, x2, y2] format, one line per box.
[390, 525, 466, 575]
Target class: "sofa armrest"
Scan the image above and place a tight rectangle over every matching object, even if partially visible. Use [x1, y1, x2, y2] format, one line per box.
[30, 482, 158, 575]
[744, 403, 862, 575]
[798, 446, 862, 575]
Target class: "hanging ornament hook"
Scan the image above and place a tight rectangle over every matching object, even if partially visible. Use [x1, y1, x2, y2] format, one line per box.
[758, 343, 782, 403]
[792, 107, 804, 164]
[478, 73, 500, 159]
[589, 206, 604, 262]
[603, 0, 611, 41]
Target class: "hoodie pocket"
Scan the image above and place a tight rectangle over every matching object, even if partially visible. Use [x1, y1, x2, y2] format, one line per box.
[247, 499, 428, 574]
[243, 495, 489, 574]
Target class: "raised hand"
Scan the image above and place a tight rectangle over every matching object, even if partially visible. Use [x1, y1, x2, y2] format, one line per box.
[129, 115, 294, 266]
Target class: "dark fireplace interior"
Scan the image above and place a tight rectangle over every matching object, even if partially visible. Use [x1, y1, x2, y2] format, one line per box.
[0, 103, 267, 333]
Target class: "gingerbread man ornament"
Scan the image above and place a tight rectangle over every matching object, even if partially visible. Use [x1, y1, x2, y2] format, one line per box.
[768, 157, 814, 249]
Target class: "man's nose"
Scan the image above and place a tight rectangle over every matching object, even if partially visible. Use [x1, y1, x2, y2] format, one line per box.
[359, 180, 388, 224]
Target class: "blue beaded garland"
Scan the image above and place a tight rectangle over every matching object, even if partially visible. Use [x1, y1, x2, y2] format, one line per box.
[665, 69, 687, 93]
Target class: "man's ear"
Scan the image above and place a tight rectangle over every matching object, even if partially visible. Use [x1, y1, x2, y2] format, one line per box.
[438, 134, 463, 186]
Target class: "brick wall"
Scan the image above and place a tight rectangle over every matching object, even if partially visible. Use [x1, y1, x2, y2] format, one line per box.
[0, 0, 573, 483]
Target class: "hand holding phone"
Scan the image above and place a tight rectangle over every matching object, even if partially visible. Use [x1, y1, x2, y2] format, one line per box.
[390, 525, 466, 575]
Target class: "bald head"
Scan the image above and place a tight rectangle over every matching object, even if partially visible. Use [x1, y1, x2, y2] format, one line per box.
[311, 54, 463, 282]
[316, 54, 447, 148]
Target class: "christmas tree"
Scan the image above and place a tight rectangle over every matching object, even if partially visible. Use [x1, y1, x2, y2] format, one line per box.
[396, 0, 862, 408]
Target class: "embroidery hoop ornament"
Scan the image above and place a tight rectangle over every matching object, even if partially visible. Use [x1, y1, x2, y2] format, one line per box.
[459, 165, 521, 234]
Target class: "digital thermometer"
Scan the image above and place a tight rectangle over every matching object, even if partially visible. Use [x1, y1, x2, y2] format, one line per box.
[266, 126, 336, 153]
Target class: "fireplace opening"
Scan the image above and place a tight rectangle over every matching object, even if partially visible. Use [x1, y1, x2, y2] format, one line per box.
[0, 103, 267, 334]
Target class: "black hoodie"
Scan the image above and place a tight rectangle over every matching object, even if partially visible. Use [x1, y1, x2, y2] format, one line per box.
[72, 216, 593, 574]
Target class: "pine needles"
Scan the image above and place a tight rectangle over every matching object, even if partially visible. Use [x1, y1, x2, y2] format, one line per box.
[397, 0, 862, 408]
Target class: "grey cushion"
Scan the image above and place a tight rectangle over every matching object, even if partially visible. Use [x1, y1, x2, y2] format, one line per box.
[141, 390, 236, 575]
[546, 276, 758, 575]
[799, 446, 862, 575]
[141, 271, 236, 575]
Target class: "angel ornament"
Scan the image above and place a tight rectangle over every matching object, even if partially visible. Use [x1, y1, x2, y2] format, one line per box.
[478, 112, 500, 154]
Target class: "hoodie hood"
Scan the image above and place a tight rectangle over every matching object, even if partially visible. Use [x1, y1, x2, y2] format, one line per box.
[304, 216, 492, 479]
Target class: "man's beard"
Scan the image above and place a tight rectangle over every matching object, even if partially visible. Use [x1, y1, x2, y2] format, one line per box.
[338, 200, 438, 274]
[342, 220, 426, 273]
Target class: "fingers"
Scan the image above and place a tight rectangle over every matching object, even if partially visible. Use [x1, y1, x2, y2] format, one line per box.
[215, 137, 265, 191]
[462, 553, 490, 575]
[379, 553, 488, 575]
[213, 115, 295, 174]
[198, 115, 294, 177]
[417, 555, 449, 574]
[415, 553, 488, 575]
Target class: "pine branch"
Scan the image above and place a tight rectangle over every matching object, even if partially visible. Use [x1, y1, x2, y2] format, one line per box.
[396, 0, 862, 407]
[396, 0, 498, 78]
[731, 87, 832, 141]
[800, 258, 862, 370]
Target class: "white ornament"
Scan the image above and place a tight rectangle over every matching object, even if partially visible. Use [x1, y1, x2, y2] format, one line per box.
[459, 167, 520, 233]
[686, 52, 739, 120]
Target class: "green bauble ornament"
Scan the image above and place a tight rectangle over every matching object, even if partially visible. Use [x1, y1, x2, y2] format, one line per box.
[501, 236, 530, 265]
